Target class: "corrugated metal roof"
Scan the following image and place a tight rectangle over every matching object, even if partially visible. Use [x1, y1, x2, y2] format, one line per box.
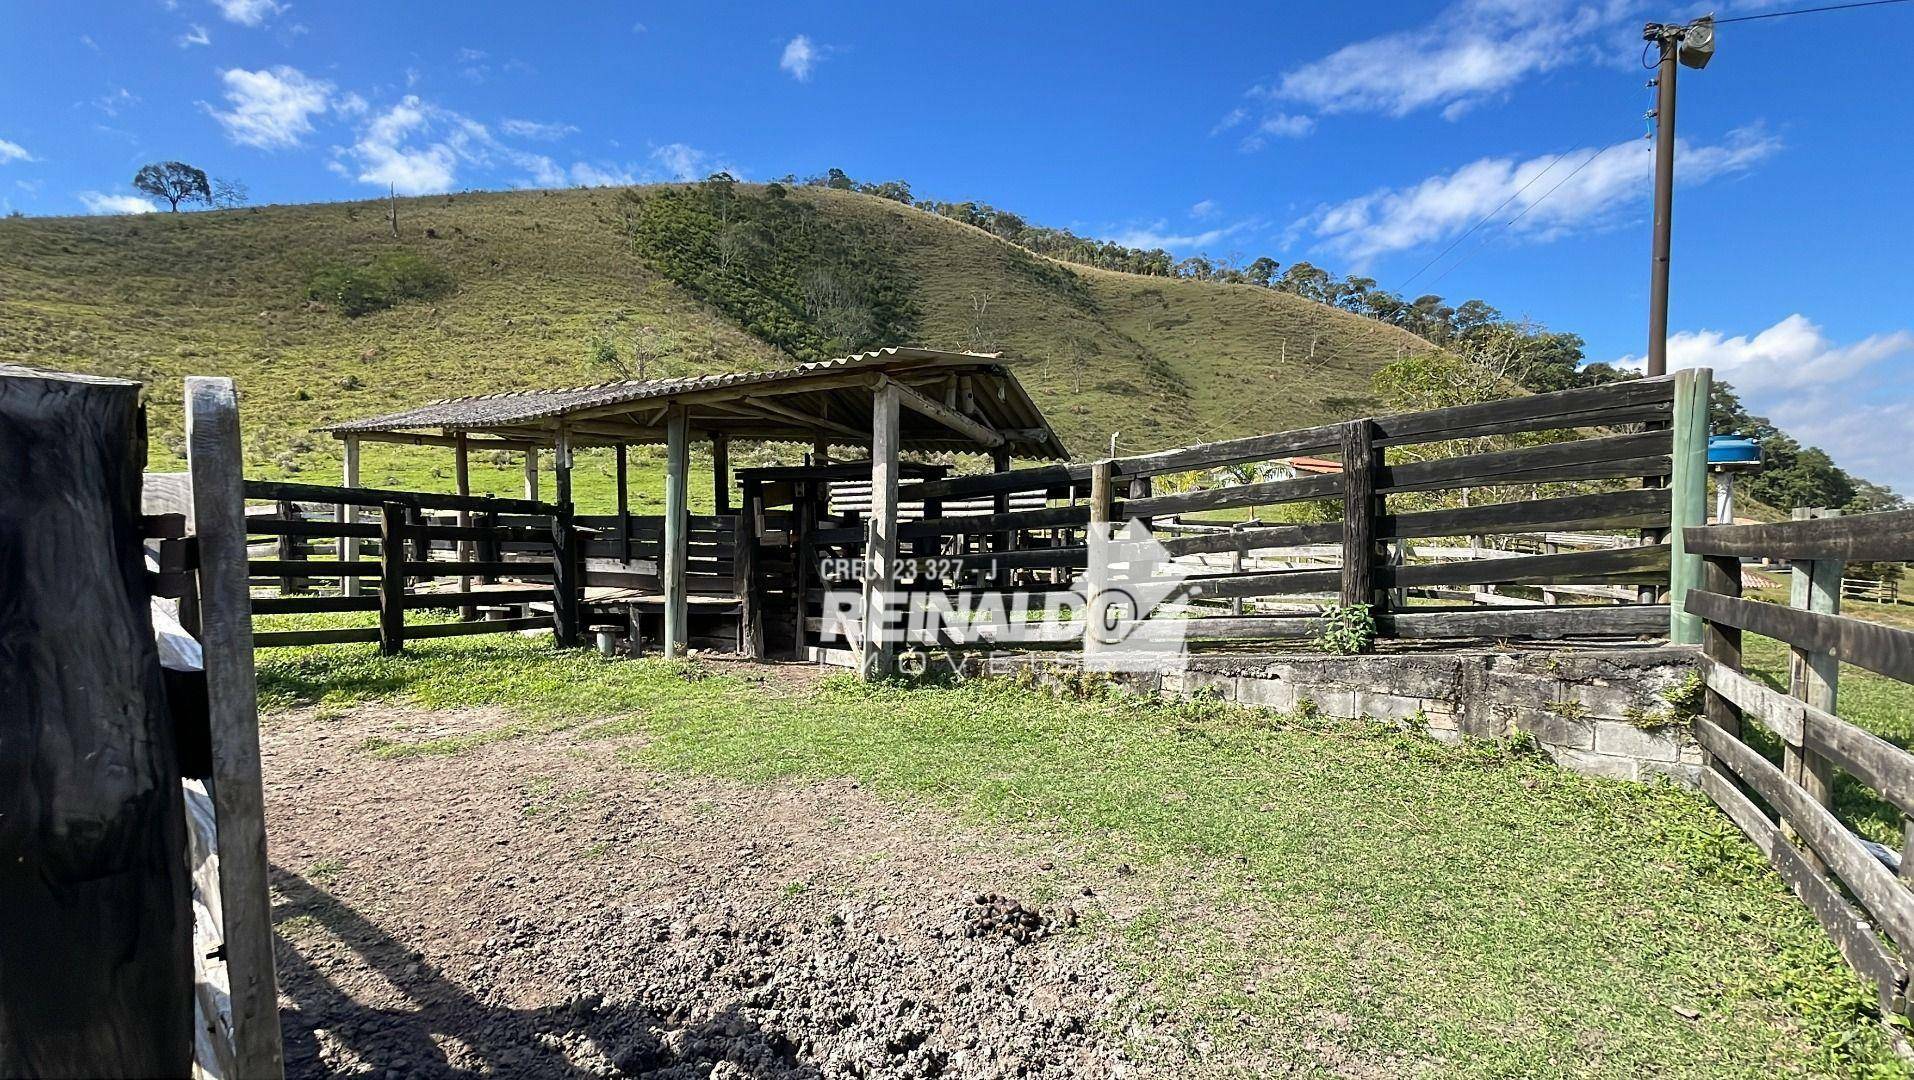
[318, 346, 1069, 459]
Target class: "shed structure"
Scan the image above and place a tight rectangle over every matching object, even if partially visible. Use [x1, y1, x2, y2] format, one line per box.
[320, 347, 1068, 674]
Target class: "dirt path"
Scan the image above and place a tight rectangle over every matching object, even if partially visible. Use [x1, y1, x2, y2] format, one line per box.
[263, 701, 1181, 1079]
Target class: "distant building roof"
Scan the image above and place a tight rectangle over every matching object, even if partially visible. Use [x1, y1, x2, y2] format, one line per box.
[320, 346, 1069, 459]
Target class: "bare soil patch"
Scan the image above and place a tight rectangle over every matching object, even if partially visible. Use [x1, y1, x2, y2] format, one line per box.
[264, 701, 1180, 1079]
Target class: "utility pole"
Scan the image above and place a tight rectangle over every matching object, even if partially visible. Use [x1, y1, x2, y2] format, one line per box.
[1643, 16, 1715, 377]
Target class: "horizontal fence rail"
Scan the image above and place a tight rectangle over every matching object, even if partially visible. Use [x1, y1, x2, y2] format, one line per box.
[1680, 509, 1914, 1010]
[825, 373, 1697, 656]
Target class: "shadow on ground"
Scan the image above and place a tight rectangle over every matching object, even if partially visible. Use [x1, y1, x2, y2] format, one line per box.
[271, 865, 819, 1079]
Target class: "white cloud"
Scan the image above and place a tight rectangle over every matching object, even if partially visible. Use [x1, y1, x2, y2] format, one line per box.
[1609, 315, 1914, 396]
[650, 142, 739, 181]
[1210, 107, 1248, 136]
[780, 35, 820, 81]
[500, 118, 578, 141]
[1103, 218, 1255, 252]
[80, 191, 159, 214]
[1271, 0, 1619, 120]
[214, 0, 284, 27]
[570, 162, 635, 187]
[178, 24, 211, 47]
[344, 96, 460, 194]
[0, 139, 33, 164]
[1238, 112, 1315, 151]
[1189, 199, 1219, 220]
[208, 66, 334, 148]
[1305, 126, 1781, 264]
[1607, 314, 1914, 491]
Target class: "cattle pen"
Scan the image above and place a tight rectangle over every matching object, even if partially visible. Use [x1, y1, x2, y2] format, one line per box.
[5, 351, 1914, 1076]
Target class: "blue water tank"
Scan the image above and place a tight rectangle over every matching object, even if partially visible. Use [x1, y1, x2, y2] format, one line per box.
[1708, 434, 1763, 470]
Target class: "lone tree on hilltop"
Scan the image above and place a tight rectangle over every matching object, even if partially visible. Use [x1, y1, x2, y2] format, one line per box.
[133, 161, 211, 212]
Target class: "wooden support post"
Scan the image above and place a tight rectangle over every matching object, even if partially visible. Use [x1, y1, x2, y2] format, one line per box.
[859, 381, 901, 679]
[378, 500, 406, 656]
[455, 432, 475, 620]
[477, 508, 499, 585]
[990, 446, 1012, 587]
[1128, 474, 1153, 532]
[1085, 460, 1115, 660]
[405, 504, 429, 586]
[663, 408, 690, 656]
[341, 433, 361, 597]
[184, 377, 285, 1080]
[738, 478, 764, 658]
[813, 439, 831, 467]
[1667, 366, 1712, 644]
[615, 444, 631, 564]
[0, 369, 194, 1079]
[792, 481, 818, 659]
[1699, 554, 1744, 744]
[523, 446, 540, 502]
[1229, 522, 1246, 616]
[1338, 419, 1381, 632]
[276, 499, 307, 595]
[712, 433, 732, 515]
[552, 427, 581, 648]
[1785, 509, 1843, 868]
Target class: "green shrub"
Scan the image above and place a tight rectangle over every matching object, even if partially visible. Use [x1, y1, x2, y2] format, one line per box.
[1313, 602, 1376, 655]
[306, 251, 453, 317]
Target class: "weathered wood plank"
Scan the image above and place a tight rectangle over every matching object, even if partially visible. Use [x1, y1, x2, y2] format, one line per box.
[1178, 567, 1345, 601]
[1700, 768, 1907, 1008]
[1387, 544, 1669, 590]
[1681, 509, 1914, 563]
[1683, 592, 1914, 683]
[1698, 655, 1804, 746]
[1340, 420, 1379, 611]
[1, 368, 196, 1078]
[187, 377, 287, 1078]
[1380, 430, 1671, 494]
[1370, 375, 1678, 444]
[663, 409, 689, 656]
[244, 479, 554, 516]
[860, 383, 903, 678]
[1697, 717, 1914, 952]
[248, 559, 381, 577]
[1381, 488, 1671, 541]
[1124, 473, 1344, 519]
[253, 625, 385, 648]
[1380, 604, 1670, 639]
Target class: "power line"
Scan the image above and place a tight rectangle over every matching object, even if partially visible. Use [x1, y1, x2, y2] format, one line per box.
[1715, 0, 1911, 23]
[1396, 144, 1581, 293]
[1423, 139, 1627, 291]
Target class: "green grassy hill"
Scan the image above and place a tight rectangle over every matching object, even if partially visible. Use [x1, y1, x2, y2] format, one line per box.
[0, 183, 1426, 509]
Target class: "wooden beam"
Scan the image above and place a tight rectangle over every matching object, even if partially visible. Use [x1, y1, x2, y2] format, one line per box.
[1339, 419, 1379, 613]
[741, 393, 867, 440]
[552, 425, 581, 649]
[335, 429, 538, 450]
[712, 433, 732, 515]
[859, 382, 902, 679]
[1682, 508, 1914, 563]
[881, 375, 1005, 447]
[1084, 460, 1114, 660]
[523, 446, 539, 502]
[664, 407, 690, 656]
[1684, 591, 1914, 684]
[454, 432, 474, 620]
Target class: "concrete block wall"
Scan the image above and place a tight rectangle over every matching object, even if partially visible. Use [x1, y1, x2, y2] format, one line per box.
[991, 647, 1704, 787]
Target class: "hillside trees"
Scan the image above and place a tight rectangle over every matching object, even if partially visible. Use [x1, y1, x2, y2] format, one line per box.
[133, 162, 211, 212]
[624, 178, 917, 362]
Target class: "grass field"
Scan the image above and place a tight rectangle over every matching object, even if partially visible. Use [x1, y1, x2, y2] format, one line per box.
[252, 627, 1914, 1076]
[0, 184, 1424, 513]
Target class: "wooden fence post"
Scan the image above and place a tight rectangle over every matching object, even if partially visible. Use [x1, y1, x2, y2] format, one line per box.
[737, 479, 763, 659]
[1667, 367, 1713, 644]
[455, 433, 475, 621]
[551, 435, 581, 649]
[0, 369, 193, 1078]
[341, 433, 361, 598]
[663, 409, 690, 657]
[1339, 419, 1381, 640]
[859, 380, 901, 679]
[1699, 554, 1744, 748]
[1787, 507, 1843, 869]
[275, 499, 309, 595]
[185, 376, 285, 1080]
[1085, 459, 1114, 659]
[378, 500, 406, 655]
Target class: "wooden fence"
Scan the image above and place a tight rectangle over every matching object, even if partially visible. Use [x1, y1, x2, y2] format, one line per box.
[240, 480, 577, 653]
[811, 371, 1708, 663]
[1681, 509, 1914, 1009]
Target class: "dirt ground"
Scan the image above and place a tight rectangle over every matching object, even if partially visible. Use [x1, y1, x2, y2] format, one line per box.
[263, 695, 1188, 1079]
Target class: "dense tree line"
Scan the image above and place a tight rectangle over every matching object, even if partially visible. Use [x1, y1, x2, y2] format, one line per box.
[773, 166, 1898, 512]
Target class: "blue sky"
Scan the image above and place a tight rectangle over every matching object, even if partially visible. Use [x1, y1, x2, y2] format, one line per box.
[3, 0, 1911, 489]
